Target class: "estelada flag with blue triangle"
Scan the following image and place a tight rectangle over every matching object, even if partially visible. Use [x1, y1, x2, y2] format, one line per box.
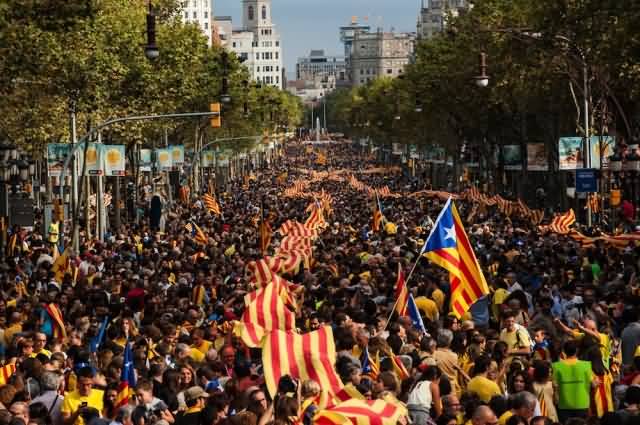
[115, 340, 136, 408]
[421, 198, 489, 319]
[407, 294, 427, 334]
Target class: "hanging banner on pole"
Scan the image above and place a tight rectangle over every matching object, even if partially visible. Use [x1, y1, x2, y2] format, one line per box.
[589, 136, 616, 169]
[46, 144, 71, 177]
[140, 149, 152, 172]
[200, 150, 214, 168]
[75, 143, 104, 176]
[558, 137, 586, 170]
[526, 143, 548, 171]
[502, 145, 522, 170]
[104, 145, 126, 176]
[171, 145, 185, 166]
[156, 148, 172, 171]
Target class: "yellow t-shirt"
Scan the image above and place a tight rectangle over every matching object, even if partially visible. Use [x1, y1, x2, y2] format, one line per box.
[498, 410, 513, 425]
[414, 296, 439, 322]
[499, 326, 531, 352]
[61, 389, 104, 425]
[466, 375, 502, 402]
[30, 348, 52, 358]
[190, 348, 205, 363]
[572, 330, 611, 368]
[431, 288, 445, 312]
[4, 323, 22, 345]
[192, 339, 212, 355]
[492, 288, 509, 319]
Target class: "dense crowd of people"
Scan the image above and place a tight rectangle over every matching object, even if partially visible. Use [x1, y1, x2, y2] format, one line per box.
[0, 142, 639, 425]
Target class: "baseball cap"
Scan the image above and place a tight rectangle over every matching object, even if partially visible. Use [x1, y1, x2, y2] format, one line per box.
[184, 386, 210, 402]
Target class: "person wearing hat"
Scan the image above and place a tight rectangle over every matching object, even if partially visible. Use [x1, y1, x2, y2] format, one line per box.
[175, 386, 208, 425]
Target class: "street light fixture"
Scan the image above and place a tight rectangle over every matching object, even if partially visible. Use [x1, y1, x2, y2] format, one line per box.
[144, 2, 159, 60]
[474, 52, 489, 87]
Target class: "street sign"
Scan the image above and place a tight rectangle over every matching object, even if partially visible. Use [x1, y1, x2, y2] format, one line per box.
[576, 169, 597, 193]
[9, 198, 35, 227]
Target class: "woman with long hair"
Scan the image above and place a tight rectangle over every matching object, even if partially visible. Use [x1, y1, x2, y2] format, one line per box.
[531, 360, 558, 423]
[406, 366, 442, 424]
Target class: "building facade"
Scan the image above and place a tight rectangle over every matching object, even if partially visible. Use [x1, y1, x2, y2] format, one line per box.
[417, 0, 468, 39]
[350, 31, 415, 86]
[339, 18, 371, 84]
[296, 50, 346, 82]
[181, 0, 213, 45]
[214, 0, 284, 88]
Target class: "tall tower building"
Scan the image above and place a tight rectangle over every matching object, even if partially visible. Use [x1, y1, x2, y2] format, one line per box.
[216, 0, 283, 88]
[181, 0, 213, 45]
[417, 0, 468, 39]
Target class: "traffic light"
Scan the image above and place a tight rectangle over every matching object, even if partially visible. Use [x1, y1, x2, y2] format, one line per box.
[210, 103, 221, 128]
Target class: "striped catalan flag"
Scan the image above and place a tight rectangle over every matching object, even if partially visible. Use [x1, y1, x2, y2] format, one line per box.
[202, 193, 222, 215]
[262, 326, 344, 397]
[185, 222, 208, 246]
[422, 198, 490, 319]
[279, 220, 317, 238]
[394, 263, 409, 317]
[259, 218, 272, 255]
[361, 349, 379, 380]
[0, 364, 16, 385]
[540, 209, 576, 234]
[305, 203, 327, 230]
[45, 303, 67, 341]
[238, 280, 296, 348]
[280, 236, 313, 252]
[314, 399, 407, 425]
[372, 193, 383, 233]
[192, 284, 206, 306]
[592, 372, 614, 417]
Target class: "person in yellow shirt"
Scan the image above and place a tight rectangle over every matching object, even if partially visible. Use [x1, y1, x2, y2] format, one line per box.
[191, 328, 212, 355]
[61, 367, 104, 425]
[414, 287, 439, 322]
[555, 318, 611, 369]
[30, 332, 52, 359]
[4, 312, 23, 346]
[499, 311, 531, 357]
[466, 355, 502, 403]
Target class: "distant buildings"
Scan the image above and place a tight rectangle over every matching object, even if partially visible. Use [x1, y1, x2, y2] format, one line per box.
[296, 50, 346, 82]
[214, 0, 284, 89]
[338, 18, 415, 87]
[181, 0, 213, 46]
[417, 0, 468, 39]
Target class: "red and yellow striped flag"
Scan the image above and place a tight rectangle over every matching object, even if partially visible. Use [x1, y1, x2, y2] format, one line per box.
[314, 399, 407, 425]
[45, 303, 67, 341]
[262, 326, 344, 397]
[0, 364, 16, 385]
[259, 219, 272, 255]
[280, 236, 313, 252]
[192, 284, 206, 306]
[540, 209, 576, 234]
[394, 263, 409, 317]
[592, 373, 614, 417]
[305, 203, 327, 230]
[185, 222, 208, 246]
[202, 193, 222, 215]
[238, 280, 296, 348]
[586, 193, 601, 213]
[279, 220, 317, 238]
[372, 205, 383, 232]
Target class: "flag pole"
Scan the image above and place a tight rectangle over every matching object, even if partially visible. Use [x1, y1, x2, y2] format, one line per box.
[382, 254, 422, 331]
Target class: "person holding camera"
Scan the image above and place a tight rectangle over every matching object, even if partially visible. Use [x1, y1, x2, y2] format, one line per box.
[133, 380, 174, 425]
[60, 367, 104, 425]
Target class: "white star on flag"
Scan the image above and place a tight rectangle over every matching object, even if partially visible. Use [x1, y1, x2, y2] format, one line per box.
[444, 225, 456, 241]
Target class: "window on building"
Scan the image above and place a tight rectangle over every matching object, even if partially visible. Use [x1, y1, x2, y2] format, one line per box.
[276, 66, 279, 71]
[252, 41, 258, 47]
[248, 5, 254, 20]
[193, 11, 196, 19]
[262, 5, 267, 19]
[387, 69, 393, 74]
[360, 69, 364, 75]
[360, 79, 364, 84]
[232, 42, 236, 48]
[184, 12, 188, 20]
[366, 69, 370, 75]
[256, 66, 260, 72]
[240, 52, 248, 61]
[204, 11, 208, 18]
[204, 22, 208, 29]
[256, 53, 259, 60]
[276, 76, 279, 83]
[275, 52, 279, 59]
[275, 41, 279, 46]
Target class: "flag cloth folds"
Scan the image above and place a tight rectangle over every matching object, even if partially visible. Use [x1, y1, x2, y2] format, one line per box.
[540, 209, 576, 234]
[422, 198, 490, 319]
[115, 340, 136, 408]
[51, 248, 71, 284]
[407, 294, 427, 334]
[239, 280, 296, 348]
[45, 303, 67, 341]
[372, 193, 383, 232]
[0, 364, 16, 386]
[259, 219, 272, 255]
[185, 222, 208, 246]
[262, 326, 344, 397]
[394, 263, 408, 317]
[314, 399, 407, 425]
[202, 193, 222, 215]
[360, 349, 379, 380]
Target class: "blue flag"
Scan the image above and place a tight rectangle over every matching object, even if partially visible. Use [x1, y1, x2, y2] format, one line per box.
[90, 316, 109, 353]
[407, 294, 427, 334]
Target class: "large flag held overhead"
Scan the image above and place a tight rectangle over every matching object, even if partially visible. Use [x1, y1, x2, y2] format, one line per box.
[238, 280, 296, 347]
[372, 192, 383, 232]
[115, 340, 136, 408]
[262, 326, 344, 397]
[51, 248, 71, 284]
[540, 209, 575, 234]
[202, 193, 222, 215]
[314, 399, 407, 425]
[394, 263, 409, 317]
[0, 364, 16, 386]
[422, 198, 490, 319]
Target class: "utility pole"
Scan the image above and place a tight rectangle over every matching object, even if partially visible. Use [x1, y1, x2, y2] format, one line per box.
[69, 101, 79, 251]
[96, 131, 105, 241]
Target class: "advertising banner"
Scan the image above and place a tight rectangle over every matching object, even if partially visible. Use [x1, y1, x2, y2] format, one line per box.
[558, 137, 585, 170]
[526, 143, 548, 171]
[140, 149, 152, 172]
[425, 146, 446, 164]
[171, 145, 185, 166]
[502, 145, 522, 170]
[76, 143, 103, 176]
[103, 145, 126, 176]
[201, 150, 215, 168]
[47, 143, 71, 177]
[156, 148, 172, 171]
[590, 136, 615, 169]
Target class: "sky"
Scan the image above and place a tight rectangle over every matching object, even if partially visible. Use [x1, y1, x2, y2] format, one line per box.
[213, 0, 421, 76]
